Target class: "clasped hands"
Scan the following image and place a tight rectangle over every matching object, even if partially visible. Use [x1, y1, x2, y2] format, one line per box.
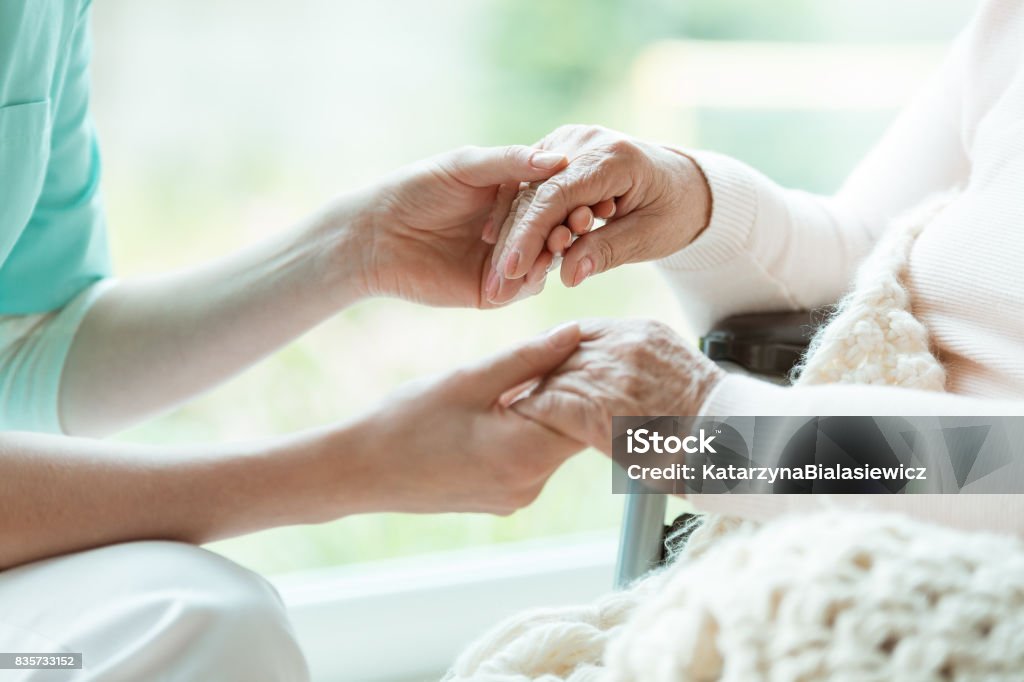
[323, 125, 723, 516]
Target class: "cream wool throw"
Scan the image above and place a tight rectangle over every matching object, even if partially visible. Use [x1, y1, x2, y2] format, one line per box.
[441, 196, 1024, 681]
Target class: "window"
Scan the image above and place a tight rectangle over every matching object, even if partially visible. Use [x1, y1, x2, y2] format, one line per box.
[96, 0, 974, 580]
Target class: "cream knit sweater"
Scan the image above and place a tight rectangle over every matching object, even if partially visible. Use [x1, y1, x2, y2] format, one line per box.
[659, 0, 1024, 534]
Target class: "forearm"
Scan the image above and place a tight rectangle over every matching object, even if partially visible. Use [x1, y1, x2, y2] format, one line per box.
[703, 374, 1024, 417]
[0, 422, 377, 570]
[657, 151, 880, 333]
[691, 375, 1024, 534]
[658, 35, 970, 334]
[59, 189, 376, 436]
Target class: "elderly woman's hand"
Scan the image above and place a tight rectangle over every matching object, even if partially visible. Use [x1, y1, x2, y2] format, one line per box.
[487, 125, 712, 304]
[510, 319, 725, 455]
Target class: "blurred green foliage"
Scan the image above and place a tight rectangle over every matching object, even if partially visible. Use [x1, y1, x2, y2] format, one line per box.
[476, 0, 973, 141]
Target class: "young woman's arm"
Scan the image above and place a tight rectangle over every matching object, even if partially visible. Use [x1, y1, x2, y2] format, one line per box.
[57, 192, 371, 437]
[0, 324, 585, 570]
[45, 145, 566, 437]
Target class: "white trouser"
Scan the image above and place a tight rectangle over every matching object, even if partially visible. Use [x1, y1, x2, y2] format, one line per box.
[0, 541, 309, 681]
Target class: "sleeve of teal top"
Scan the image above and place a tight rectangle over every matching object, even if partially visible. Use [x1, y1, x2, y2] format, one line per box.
[0, 2, 111, 314]
[0, 278, 115, 434]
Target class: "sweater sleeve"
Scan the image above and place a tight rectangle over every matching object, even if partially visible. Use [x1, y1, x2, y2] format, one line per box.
[687, 374, 1024, 535]
[657, 19, 972, 335]
[0, 279, 115, 434]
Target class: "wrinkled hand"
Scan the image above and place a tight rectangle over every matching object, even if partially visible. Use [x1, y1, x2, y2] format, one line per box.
[356, 145, 567, 308]
[488, 125, 712, 304]
[351, 323, 587, 515]
[511, 320, 724, 455]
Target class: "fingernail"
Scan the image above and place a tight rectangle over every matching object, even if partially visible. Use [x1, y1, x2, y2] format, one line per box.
[530, 151, 565, 170]
[503, 249, 521, 278]
[481, 216, 497, 243]
[573, 257, 593, 287]
[545, 322, 579, 349]
[485, 270, 500, 301]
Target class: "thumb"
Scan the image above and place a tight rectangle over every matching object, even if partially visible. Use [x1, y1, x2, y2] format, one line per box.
[457, 322, 580, 401]
[443, 145, 568, 188]
[558, 214, 651, 288]
[514, 390, 610, 456]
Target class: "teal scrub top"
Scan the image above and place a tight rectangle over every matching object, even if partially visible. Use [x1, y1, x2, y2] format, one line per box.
[0, 0, 110, 314]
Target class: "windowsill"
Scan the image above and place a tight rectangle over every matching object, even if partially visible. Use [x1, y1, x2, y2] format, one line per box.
[272, 532, 618, 682]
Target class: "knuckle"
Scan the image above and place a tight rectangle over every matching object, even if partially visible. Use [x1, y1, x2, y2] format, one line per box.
[592, 237, 616, 271]
[649, 320, 679, 347]
[623, 340, 648, 366]
[622, 372, 645, 398]
[636, 318, 672, 340]
[440, 145, 477, 178]
[555, 123, 585, 138]
[512, 344, 539, 368]
[606, 137, 635, 155]
[502, 144, 526, 165]
[536, 179, 569, 210]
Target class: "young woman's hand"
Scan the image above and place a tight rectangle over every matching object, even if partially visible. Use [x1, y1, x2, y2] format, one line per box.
[312, 323, 587, 516]
[488, 125, 712, 304]
[339, 145, 568, 309]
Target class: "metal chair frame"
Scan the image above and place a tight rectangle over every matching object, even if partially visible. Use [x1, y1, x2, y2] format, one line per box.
[613, 311, 819, 588]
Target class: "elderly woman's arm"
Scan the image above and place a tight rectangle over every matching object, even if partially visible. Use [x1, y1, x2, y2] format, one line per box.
[513, 319, 1024, 534]
[655, 23, 970, 332]
[489, 14, 973, 332]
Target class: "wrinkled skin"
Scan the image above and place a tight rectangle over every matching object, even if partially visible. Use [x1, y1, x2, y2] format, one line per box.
[512, 319, 725, 455]
[487, 125, 712, 304]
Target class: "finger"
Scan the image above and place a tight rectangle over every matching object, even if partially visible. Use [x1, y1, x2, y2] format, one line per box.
[525, 250, 552, 288]
[513, 388, 610, 455]
[457, 323, 581, 401]
[483, 259, 502, 305]
[443, 145, 567, 189]
[488, 266, 530, 305]
[498, 378, 541, 408]
[592, 198, 616, 220]
[559, 213, 647, 288]
[499, 160, 628, 280]
[485, 254, 551, 305]
[503, 252, 557, 304]
[484, 182, 519, 244]
[546, 225, 573, 257]
[567, 205, 595, 235]
[491, 183, 533, 271]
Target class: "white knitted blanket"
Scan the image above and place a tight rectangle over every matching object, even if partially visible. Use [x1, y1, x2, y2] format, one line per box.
[443, 195, 1024, 681]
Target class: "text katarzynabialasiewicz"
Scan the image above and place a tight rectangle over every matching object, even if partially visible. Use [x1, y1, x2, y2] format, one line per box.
[626, 462, 928, 483]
